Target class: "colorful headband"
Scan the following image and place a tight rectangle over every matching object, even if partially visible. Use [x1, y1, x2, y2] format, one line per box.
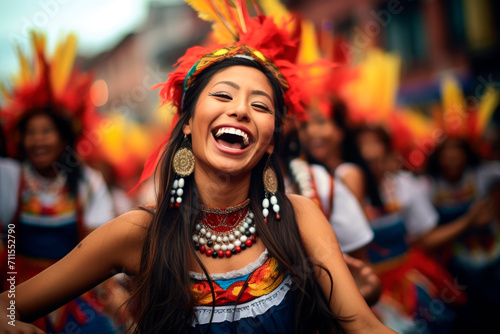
[183, 45, 289, 94]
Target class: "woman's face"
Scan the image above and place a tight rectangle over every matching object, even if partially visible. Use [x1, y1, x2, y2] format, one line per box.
[438, 138, 467, 181]
[23, 114, 65, 170]
[357, 130, 387, 179]
[298, 111, 343, 164]
[183, 65, 276, 176]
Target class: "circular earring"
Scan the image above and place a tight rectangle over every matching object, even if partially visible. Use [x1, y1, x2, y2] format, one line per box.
[171, 135, 195, 208]
[262, 155, 280, 222]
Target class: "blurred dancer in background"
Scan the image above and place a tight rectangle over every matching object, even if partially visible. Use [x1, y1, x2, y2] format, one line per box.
[355, 126, 474, 334]
[0, 32, 118, 333]
[423, 136, 499, 333]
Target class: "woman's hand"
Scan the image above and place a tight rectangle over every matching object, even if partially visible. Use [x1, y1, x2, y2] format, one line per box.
[343, 254, 381, 306]
[0, 210, 148, 324]
[0, 321, 45, 334]
[467, 199, 494, 227]
[0, 300, 45, 334]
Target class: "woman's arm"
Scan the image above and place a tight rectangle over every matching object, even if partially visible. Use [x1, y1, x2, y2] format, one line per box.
[413, 198, 493, 251]
[289, 195, 394, 333]
[0, 210, 149, 325]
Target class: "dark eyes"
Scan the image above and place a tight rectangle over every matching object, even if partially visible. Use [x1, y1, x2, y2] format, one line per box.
[208, 92, 273, 114]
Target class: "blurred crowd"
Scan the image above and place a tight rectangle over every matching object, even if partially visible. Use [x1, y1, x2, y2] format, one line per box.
[0, 0, 499, 333]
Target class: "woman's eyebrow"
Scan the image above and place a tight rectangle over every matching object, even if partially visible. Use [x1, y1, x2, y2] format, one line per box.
[213, 81, 239, 89]
[251, 90, 273, 102]
[213, 81, 273, 102]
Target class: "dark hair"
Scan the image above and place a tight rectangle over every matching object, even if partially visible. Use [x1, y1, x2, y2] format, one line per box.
[330, 99, 384, 208]
[127, 57, 345, 333]
[303, 98, 384, 209]
[17, 107, 82, 196]
[426, 137, 481, 178]
[354, 125, 395, 206]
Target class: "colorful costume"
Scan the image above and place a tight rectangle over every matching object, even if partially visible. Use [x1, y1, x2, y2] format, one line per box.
[190, 250, 293, 332]
[366, 172, 466, 333]
[0, 158, 116, 333]
[287, 158, 373, 253]
[420, 161, 500, 332]
[0, 32, 117, 333]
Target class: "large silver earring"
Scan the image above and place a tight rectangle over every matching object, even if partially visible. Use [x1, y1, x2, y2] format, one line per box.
[171, 135, 195, 208]
[262, 155, 280, 222]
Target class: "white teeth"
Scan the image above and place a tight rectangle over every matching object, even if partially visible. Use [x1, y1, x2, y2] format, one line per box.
[214, 127, 250, 146]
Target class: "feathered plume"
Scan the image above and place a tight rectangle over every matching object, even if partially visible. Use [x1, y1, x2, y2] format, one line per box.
[0, 31, 97, 159]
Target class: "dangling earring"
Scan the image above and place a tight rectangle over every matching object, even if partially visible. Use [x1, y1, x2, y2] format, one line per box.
[262, 155, 280, 222]
[171, 135, 195, 208]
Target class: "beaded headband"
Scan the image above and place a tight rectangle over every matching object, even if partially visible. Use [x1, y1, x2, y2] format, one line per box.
[183, 45, 289, 94]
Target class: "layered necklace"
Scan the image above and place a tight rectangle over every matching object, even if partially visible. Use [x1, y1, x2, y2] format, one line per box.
[23, 163, 67, 197]
[192, 199, 257, 258]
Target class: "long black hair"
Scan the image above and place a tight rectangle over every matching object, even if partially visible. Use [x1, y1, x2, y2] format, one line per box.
[127, 57, 346, 333]
[17, 107, 83, 197]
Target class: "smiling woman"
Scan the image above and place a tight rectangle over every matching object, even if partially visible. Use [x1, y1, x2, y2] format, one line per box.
[184, 65, 276, 178]
[0, 2, 395, 334]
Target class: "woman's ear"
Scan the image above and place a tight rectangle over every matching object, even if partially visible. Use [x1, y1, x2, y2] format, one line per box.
[266, 139, 275, 155]
[183, 118, 192, 135]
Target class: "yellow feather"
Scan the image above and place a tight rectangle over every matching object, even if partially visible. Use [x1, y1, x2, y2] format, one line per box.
[185, 0, 219, 22]
[30, 31, 46, 81]
[440, 76, 466, 122]
[51, 33, 77, 96]
[185, 0, 238, 41]
[14, 45, 33, 87]
[258, 0, 290, 27]
[211, 0, 237, 38]
[297, 21, 321, 64]
[212, 22, 235, 44]
[399, 109, 435, 139]
[477, 87, 499, 135]
[343, 49, 401, 122]
[0, 82, 10, 100]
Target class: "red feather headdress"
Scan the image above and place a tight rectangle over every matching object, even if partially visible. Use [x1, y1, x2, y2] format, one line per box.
[133, 0, 307, 191]
[0, 31, 97, 159]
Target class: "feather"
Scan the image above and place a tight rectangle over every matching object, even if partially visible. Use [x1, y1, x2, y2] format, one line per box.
[477, 87, 499, 135]
[210, 0, 238, 39]
[14, 45, 32, 87]
[51, 33, 77, 96]
[185, 0, 218, 22]
[185, 0, 238, 41]
[258, 0, 290, 26]
[440, 76, 467, 136]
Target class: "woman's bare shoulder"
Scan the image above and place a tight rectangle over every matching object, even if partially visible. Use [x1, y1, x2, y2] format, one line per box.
[105, 208, 153, 244]
[287, 194, 319, 212]
[287, 194, 327, 227]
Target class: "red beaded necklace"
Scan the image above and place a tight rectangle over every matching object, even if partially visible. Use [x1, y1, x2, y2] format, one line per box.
[192, 199, 256, 258]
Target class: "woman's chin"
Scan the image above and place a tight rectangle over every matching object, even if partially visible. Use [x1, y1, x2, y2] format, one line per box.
[210, 160, 252, 176]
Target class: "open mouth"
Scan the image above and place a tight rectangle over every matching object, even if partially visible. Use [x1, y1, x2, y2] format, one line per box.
[212, 126, 252, 151]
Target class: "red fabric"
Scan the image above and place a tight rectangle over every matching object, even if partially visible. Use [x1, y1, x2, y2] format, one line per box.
[191, 257, 282, 306]
[376, 248, 467, 316]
